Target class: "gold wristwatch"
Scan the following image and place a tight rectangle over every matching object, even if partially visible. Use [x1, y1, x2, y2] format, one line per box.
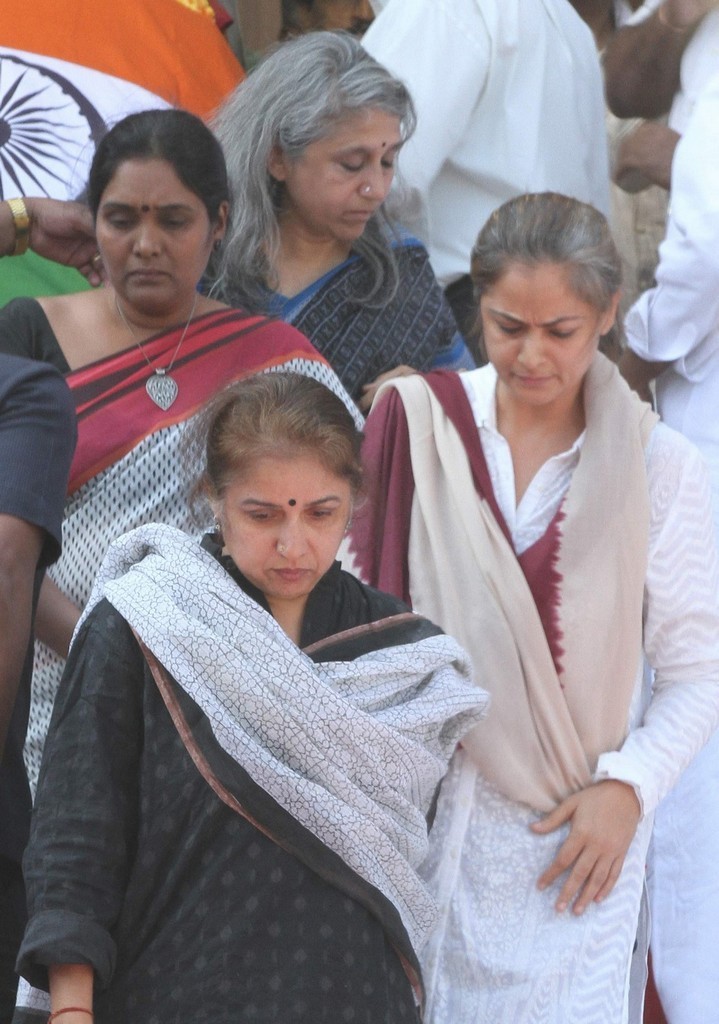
[6, 198, 31, 256]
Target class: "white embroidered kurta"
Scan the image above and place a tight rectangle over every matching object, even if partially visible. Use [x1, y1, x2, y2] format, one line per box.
[418, 366, 719, 1024]
[622, 19, 719, 1022]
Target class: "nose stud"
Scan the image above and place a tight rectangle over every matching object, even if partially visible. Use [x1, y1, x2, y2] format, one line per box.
[361, 184, 372, 195]
[277, 541, 288, 556]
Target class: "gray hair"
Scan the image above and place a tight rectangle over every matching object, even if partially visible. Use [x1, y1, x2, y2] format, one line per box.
[471, 192, 622, 312]
[211, 31, 416, 310]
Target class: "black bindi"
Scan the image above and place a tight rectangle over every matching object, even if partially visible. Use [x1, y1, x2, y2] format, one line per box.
[288, 498, 297, 506]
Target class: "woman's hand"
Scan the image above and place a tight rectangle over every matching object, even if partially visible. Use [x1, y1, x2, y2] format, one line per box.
[531, 780, 641, 915]
[358, 364, 417, 414]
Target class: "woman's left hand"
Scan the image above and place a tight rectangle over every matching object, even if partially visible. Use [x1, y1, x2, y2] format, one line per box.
[359, 364, 417, 413]
[531, 779, 641, 915]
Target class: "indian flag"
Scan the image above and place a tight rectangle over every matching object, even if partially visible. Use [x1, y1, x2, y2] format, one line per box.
[0, 0, 244, 301]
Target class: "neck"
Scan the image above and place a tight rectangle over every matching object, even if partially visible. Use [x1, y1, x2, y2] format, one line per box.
[111, 289, 200, 338]
[495, 385, 586, 451]
[267, 597, 308, 646]
[273, 218, 351, 297]
[495, 385, 586, 506]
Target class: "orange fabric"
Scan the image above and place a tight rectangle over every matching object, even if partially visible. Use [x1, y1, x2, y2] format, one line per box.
[0, 0, 244, 117]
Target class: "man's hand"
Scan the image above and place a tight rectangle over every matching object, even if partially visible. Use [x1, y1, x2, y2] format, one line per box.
[531, 780, 641, 916]
[25, 198, 104, 286]
[613, 122, 680, 193]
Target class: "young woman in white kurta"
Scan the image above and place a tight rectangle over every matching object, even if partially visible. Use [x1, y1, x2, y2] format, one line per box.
[353, 192, 719, 1023]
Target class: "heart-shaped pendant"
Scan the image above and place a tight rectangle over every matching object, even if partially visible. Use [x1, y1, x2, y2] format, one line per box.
[146, 371, 178, 411]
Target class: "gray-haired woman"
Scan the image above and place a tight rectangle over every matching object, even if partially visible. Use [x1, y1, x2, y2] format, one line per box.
[351, 192, 719, 1022]
[212, 31, 474, 413]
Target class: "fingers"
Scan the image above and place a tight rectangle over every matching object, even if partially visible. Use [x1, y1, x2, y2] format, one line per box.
[530, 796, 575, 835]
[533, 781, 640, 915]
[536, 829, 583, 893]
[357, 387, 376, 414]
[538, 840, 622, 915]
[360, 365, 419, 412]
[555, 852, 614, 915]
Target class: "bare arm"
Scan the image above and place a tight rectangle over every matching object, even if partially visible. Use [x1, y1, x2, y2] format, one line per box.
[618, 348, 670, 402]
[0, 514, 43, 757]
[35, 575, 82, 660]
[603, 1, 716, 118]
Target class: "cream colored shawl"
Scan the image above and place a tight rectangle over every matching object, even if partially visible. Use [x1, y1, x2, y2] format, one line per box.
[385, 356, 657, 812]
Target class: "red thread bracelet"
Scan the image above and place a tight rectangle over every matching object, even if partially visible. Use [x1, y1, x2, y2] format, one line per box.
[48, 1008, 93, 1023]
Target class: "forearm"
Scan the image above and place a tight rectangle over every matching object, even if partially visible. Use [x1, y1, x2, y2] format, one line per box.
[618, 348, 669, 400]
[0, 569, 34, 756]
[36, 576, 82, 659]
[49, 963, 94, 1022]
[0, 516, 43, 755]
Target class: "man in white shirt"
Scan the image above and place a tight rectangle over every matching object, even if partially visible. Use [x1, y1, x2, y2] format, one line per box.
[362, 0, 610, 339]
[613, 8, 719, 1021]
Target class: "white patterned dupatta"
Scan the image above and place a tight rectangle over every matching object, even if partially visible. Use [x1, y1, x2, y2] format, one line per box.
[77, 523, 488, 958]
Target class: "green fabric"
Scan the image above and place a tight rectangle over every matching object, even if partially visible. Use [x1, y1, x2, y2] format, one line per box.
[0, 251, 91, 308]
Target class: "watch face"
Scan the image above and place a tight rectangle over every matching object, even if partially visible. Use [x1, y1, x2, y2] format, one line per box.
[0, 53, 105, 200]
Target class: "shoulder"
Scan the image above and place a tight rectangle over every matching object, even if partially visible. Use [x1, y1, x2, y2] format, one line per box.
[230, 306, 321, 350]
[0, 353, 75, 563]
[302, 562, 410, 648]
[391, 234, 434, 273]
[0, 296, 44, 323]
[0, 351, 74, 440]
[0, 296, 45, 336]
[338, 569, 410, 620]
[0, 297, 66, 367]
[452, 364, 497, 418]
[306, 567, 445, 661]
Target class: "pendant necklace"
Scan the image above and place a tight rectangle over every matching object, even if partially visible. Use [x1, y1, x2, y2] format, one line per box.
[114, 292, 198, 411]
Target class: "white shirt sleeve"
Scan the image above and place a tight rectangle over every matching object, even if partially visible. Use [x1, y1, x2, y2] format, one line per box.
[362, 0, 491, 232]
[595, 425, 719, 816]
[624, 72, 719, 379]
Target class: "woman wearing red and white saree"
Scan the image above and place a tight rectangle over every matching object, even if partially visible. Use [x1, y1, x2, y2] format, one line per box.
[0, 108, 359, 796]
